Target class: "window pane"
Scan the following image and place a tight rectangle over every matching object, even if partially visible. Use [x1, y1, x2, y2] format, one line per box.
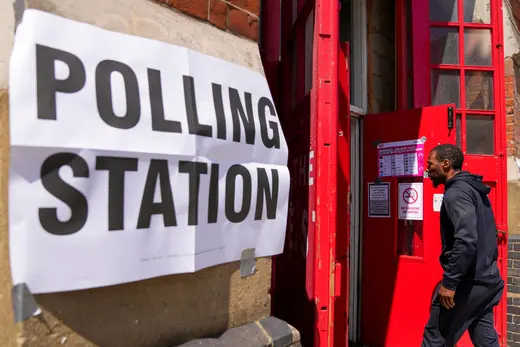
[291, 43, 298, 110]
[292, 0, 298, 25]
[456, 114, 462, 148]
[340, 0, 352, 43]
[430, 0, 458, 22]
[431, 70, 460, 107]
[464, 0, 491, 23]
[430, 27, 459, 65]
[406, 0, 413, 70]
[466, 115, 494, 154]
[407, 75, 414, 109]
[465, 71, 493, 110]
[305, 10, 314, 95]
[464, 29, 492, 66]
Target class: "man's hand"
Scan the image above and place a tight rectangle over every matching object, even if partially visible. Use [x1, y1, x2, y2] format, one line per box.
[439, 284, 456, 309]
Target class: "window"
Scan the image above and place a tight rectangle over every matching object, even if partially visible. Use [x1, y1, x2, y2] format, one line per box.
[305, 10, 314, 95]
[292, 0, 298, 25]
[340, 0, 368, 112]
[429, 0, 495, 155]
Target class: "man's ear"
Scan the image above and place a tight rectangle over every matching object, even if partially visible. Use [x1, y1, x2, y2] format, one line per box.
[442, 159, 450, 170]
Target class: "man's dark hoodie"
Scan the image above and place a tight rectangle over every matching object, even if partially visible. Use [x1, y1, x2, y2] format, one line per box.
[440, 171, 502, 291]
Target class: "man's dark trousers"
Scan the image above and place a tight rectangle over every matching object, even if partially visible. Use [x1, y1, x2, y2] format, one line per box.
[422, 280, 504, 347]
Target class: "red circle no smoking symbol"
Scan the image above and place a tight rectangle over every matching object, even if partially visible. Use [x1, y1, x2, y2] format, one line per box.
[402, 188, 418, 204]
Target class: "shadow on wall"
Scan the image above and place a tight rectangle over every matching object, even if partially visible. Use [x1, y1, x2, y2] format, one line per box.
[22, 259, 270, 347]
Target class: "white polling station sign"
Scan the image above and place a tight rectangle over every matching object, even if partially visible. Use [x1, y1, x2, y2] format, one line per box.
[9, 10, 290, 293]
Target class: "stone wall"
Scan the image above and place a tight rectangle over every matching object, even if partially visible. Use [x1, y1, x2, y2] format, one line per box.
[506, 57, 520, 158]
[509, 236, 520, 346]
[367, 0, 395, 113]
[0, 0, 272, 346]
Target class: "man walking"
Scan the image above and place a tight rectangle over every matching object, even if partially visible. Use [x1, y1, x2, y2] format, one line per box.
[422, 144, 504, 347]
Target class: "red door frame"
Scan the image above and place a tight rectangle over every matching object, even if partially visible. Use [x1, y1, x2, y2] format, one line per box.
[308, 0, 341, 345]
[335, 41, 351, 347]
[396, 0, 508, 344]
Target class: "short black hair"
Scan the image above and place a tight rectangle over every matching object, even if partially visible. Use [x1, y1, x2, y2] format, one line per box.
[431, 144, 464, 170]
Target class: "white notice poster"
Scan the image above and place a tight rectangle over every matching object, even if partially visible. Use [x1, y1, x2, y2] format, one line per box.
[8, 10, 290, 293]
[368, 183, 390, 218]
[398, 183, 423, 221]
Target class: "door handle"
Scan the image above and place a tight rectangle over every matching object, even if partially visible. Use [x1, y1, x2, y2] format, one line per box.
[497, 229, 507, 242]
[447, 107, 454, 130]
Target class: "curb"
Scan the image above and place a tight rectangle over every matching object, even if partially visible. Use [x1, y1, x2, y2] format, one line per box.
[176, 316, 301, 347]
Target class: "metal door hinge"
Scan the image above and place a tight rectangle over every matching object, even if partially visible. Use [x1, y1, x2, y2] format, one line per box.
[497, 229, 507, 243]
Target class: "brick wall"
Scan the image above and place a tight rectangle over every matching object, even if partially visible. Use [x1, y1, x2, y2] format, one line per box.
[466, 72, 493, 110]
[509, 237, 520, 346]
[155, 0, 260, 41]
[368, 0, 395, 113]
[506, 55, 520, 158]
[506, 57, 516, 157]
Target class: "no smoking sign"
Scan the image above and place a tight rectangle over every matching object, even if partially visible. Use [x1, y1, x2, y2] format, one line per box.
[402, 188, 418, 204]
[398, 183, 423, 220]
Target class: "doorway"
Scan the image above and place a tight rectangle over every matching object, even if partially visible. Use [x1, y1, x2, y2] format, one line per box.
[349, 115, 362, 343]
[339, 0, 368, 343]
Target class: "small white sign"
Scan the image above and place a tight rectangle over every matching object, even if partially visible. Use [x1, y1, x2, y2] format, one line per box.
[398, 182, 423, 220]
[368, 182, 390, 218]
[433, 194, 444, 212]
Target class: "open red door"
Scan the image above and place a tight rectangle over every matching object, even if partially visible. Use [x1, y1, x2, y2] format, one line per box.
[361, 104, 456, 346]
[403, 0, 508, 344]
[273, 0, 344, 346]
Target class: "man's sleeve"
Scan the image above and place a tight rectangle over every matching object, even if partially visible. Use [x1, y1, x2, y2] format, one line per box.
[441, 190, 478, 291]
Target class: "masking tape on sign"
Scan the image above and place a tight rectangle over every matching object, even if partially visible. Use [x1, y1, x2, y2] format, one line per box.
[12, 283, 41, 323]
[240, 248, 256, 278]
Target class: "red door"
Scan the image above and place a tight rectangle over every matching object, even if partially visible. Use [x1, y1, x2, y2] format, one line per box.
[271, 0, 318, 345]
[272, 0, 346, 346]
[361, 104, 456, 346]
[405, 0, 508, 345]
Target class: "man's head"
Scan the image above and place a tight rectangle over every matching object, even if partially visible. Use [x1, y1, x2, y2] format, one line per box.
[427, 144, 464, 188]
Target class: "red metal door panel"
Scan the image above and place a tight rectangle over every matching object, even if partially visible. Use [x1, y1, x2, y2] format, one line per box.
[361, 104, 456, 346]
[271, 0, 316, 345]
[272, 0, 343, 346]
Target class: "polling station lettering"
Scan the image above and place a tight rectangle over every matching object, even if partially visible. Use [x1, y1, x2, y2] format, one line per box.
[36, 44, 280, 147]
[35, 44, 282, 235]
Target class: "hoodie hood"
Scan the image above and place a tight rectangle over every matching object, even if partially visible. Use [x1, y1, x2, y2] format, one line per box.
[445, 171, 491, 195]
